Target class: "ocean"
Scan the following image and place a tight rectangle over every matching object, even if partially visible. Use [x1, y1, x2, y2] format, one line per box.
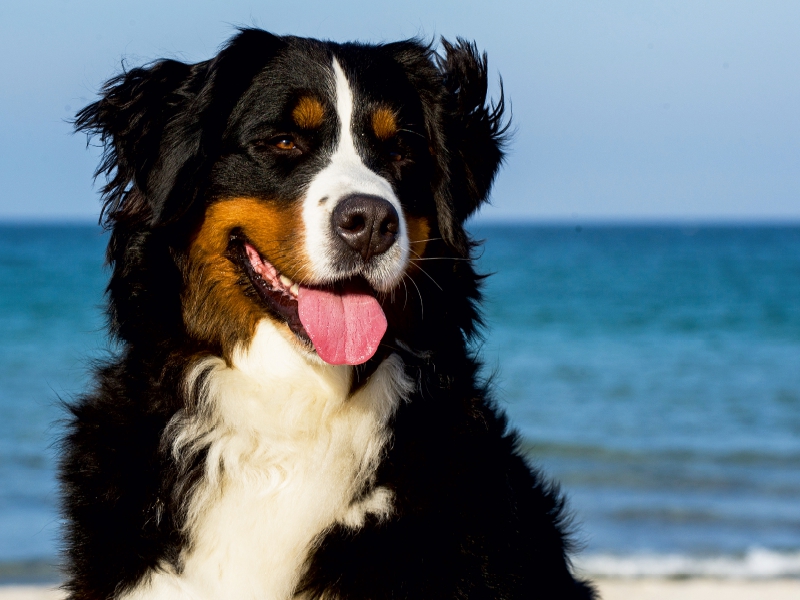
[1, 223, 799, 582]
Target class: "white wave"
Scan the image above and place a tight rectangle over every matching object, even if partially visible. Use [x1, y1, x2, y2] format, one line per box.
[574, 547, 800, 579]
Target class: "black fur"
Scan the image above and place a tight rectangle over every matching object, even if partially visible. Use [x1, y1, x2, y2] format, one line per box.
[62, 29, 596, 600]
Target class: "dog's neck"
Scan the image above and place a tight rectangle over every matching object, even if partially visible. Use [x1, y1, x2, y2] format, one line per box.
[125, 319, 411, 600]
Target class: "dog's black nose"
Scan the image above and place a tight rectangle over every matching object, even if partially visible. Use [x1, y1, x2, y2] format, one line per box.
[332, 194, 399, 261]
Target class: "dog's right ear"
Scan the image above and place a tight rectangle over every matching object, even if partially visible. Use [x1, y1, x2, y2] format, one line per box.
[75, 58, 199, 227]
[76, 28, 286, 229]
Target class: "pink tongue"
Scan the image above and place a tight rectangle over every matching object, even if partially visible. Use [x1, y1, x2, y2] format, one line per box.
[297, 283, 387, 366]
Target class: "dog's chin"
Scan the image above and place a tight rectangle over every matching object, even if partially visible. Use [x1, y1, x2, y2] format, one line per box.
[231, 235, 398, 366]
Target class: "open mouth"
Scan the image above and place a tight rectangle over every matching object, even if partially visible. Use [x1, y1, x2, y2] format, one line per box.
[233, 237, 387, 366]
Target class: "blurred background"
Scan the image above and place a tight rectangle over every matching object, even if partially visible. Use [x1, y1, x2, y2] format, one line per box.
[1, 0, 799, 584]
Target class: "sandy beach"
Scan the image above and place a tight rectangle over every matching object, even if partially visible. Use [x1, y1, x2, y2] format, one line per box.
[2, 579, 800, 599]
[596, 578, 800, 599]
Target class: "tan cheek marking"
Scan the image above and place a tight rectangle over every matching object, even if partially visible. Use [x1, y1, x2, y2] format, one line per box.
[372, 107, 398, 141]
[405, 215, 431, 264]
[292, 96, 325, 130]
[184, 198, 308, 358]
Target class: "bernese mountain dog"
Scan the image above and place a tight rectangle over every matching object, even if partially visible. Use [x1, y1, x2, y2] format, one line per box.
[61, 28, 596, 600]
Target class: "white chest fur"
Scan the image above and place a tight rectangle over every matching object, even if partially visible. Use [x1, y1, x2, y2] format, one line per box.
[121, 321, 411, 600]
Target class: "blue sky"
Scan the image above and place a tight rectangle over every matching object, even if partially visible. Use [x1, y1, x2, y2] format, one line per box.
[1, 1, 798, 221]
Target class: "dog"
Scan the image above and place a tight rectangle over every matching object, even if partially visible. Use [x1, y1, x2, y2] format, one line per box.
[60, 28, 596, 600]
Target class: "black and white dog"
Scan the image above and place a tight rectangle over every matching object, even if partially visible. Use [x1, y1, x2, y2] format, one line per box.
[61, 29, 596, 600]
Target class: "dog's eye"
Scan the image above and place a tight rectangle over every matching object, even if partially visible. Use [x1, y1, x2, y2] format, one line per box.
[251, 135, 301, 154]
[388, 151, 403, 162]
[272, 136, 297, 151]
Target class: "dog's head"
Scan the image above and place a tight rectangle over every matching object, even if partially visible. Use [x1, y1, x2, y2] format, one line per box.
[77, 29, 507, 366]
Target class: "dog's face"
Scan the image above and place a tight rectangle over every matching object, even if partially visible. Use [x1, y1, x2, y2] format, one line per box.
[187, 48, 437, 365]
[77, 31, 506, 365]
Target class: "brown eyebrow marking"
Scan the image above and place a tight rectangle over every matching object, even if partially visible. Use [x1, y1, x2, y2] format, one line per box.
[292, 96, 325, 129]
[372, 107, 398, 140]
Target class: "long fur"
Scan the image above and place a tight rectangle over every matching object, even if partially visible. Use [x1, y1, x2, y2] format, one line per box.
[61, 29, 596, 600]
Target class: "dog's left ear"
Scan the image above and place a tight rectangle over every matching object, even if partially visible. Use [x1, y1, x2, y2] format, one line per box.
[436, 39, 509, 251]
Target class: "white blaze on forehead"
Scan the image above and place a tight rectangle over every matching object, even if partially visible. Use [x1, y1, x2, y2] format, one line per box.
[331, 59, 361, 167]
[300, 58, 409, 290]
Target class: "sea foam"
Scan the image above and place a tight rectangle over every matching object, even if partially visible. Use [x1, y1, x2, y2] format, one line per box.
[575, 547, 800, 578]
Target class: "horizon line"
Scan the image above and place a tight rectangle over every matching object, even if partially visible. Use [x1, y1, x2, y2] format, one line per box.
[2, 215, 800, 227]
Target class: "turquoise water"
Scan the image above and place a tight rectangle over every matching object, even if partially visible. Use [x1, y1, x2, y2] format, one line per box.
[0, 225, 108, 581]
[472, 225, 800, 576]
[1, 223, 799, 580]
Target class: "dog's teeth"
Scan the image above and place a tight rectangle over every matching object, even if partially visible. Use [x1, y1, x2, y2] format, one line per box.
[290, 283, 300, 296]
[280, 275, 293, 288]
